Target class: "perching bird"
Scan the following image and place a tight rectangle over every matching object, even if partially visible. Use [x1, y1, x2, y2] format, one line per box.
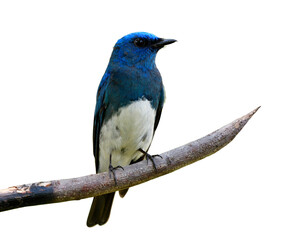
[86, 32, 176, 227]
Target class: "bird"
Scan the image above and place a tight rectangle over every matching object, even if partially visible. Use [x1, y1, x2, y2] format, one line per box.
[86, 32, 176, 227]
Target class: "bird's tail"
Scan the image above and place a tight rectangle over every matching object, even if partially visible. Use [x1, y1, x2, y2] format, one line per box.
[86, 192, 115, 227]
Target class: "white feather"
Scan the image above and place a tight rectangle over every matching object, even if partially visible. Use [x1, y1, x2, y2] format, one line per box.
[98, 99, 156, 172]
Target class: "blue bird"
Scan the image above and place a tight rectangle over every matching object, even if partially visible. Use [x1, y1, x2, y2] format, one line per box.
[86, 32, 176, 227]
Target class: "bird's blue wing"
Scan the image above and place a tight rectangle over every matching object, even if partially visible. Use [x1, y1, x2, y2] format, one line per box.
[154, 86, 165, 132]
[93, 73, 110, 172]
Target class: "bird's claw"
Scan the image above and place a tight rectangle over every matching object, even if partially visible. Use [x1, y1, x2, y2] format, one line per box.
[138, 148, 161, 171]
[108, 155, 124, 185]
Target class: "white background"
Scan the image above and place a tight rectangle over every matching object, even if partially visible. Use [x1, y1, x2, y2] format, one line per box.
[0, 1, 302, 239]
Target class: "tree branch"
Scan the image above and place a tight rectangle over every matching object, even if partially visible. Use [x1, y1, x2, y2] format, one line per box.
[0, 107, 260, 212]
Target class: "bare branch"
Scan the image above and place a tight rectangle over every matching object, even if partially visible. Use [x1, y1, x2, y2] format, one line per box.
[0, 107, 260, 212]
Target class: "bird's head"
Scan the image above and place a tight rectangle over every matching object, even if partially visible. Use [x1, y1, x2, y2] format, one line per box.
[109, 32, 176, 69]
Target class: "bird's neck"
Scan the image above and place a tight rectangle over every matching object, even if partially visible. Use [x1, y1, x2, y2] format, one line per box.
[109, 53, 157, 70]
[109, 61, 157, 73]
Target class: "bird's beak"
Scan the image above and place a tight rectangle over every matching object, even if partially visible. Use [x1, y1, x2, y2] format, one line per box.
[152, 38, 177, 49]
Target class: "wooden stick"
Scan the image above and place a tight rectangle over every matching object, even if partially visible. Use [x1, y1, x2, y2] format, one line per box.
[0, 107, 260, 212]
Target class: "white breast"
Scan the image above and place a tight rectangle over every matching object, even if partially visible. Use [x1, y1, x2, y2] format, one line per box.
[98, 99, 156, 173]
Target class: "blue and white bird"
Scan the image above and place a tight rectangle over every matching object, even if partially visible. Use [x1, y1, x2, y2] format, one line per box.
[86, 32, 176, 227]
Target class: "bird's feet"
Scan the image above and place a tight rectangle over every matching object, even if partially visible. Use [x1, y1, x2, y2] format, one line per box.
[108, 154, 124, 185]
[138, 148, 162, 171]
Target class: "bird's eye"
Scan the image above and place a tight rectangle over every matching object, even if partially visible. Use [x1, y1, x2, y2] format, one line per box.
[134, 38, 147, 48]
